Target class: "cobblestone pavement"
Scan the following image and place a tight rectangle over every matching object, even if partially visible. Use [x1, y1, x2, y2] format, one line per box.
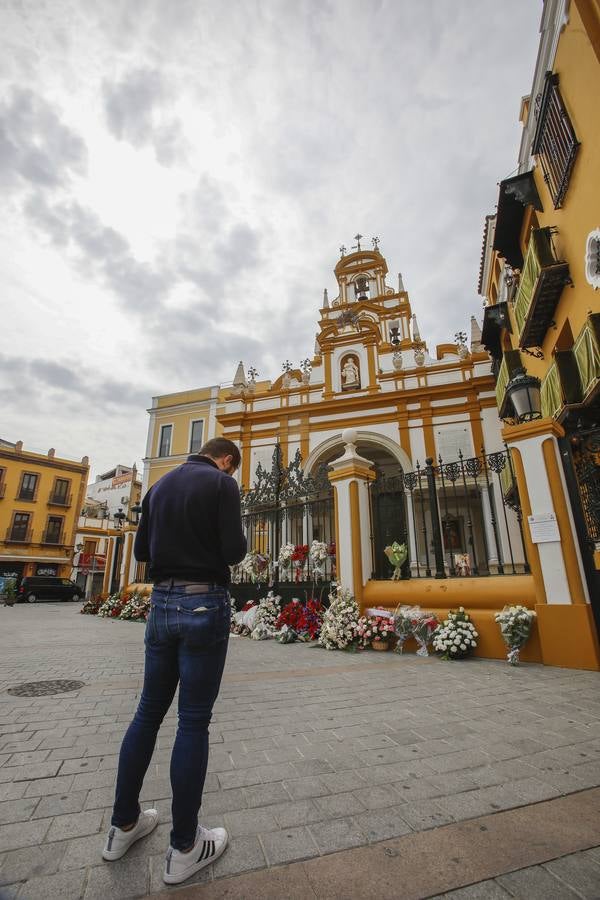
[1, 604, 600, 899]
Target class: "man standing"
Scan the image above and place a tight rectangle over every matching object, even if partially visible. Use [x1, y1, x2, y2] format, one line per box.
[102, 438, 246, 885]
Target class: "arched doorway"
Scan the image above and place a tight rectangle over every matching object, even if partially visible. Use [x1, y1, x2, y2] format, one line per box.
[305, 433, 409, 579]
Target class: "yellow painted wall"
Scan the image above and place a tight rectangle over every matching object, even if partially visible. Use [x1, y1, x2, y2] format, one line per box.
[518, 3, 600, 382]
[0, 445, 89, 577]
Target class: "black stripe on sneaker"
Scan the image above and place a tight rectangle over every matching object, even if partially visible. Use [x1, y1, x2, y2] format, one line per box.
[106, 827, 115, 851]
[197, 842, 208, 863]
[209, 840, 215, 858]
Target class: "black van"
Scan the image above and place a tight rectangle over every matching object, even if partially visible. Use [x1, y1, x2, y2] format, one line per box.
[18, 577, 83, 604]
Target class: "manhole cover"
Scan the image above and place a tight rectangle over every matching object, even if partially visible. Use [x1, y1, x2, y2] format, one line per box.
[7, 679, 85, 697]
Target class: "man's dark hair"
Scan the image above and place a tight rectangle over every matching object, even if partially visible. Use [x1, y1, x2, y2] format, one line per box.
[198, 437, 241, 468]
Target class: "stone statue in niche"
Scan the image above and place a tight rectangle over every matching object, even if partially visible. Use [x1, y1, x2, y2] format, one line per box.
[341, 356, 360, 390]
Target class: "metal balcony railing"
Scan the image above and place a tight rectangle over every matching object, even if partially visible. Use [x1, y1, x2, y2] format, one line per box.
[48, 491, 72, 507]
[514, 228, 570, 350]
[532, 72, 580, 210]
[41, 530, 64, 546]
[5, 526, 33, 543]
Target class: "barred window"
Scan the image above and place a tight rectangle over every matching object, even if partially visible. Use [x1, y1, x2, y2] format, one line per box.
[532, 72, 579, 209]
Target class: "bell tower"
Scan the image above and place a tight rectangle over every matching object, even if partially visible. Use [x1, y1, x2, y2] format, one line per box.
[315, 236, 415, 398]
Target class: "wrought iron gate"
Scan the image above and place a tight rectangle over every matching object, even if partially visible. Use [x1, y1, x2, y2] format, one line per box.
[369, 448, 529, 580]
[231, 446, 335, 605]
[560, 427, 600, 633]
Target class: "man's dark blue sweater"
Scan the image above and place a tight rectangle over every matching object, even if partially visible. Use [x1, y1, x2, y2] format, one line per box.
[134, 455, 247, 586]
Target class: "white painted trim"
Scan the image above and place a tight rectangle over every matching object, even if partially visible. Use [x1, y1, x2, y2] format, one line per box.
[303, 429, 413, 475]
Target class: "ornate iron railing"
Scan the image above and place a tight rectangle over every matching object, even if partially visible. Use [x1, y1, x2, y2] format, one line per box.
[532, 72, 580, 209]
[369, 449, 529, 580]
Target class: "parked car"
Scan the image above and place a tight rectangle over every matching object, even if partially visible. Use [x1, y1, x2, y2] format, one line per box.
[17, 577, 83, 604]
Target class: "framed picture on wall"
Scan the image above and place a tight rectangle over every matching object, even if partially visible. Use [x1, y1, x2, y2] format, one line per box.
[442, 517, 464, 552]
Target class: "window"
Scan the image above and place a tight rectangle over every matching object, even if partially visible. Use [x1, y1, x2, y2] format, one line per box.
[10, 513, 31, 541]
[158, 425, 172, 457]
[44, 516, 63, 544]
[0, 467, 5, 499]
[532, 72, 580, 209]
[18, 472, 38, 501]
[189, 420, 204, 454]
[51, 477, 70, 504]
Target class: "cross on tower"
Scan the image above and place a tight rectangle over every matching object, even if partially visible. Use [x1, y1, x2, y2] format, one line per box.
[352, 234, 363, 251]
[339, 245, 346, 257]
[372, 236, 380, 250]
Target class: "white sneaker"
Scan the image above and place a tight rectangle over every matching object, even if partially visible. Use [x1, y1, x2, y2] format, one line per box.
[102, 809, 159, 861]
[163, 825, 229, 884]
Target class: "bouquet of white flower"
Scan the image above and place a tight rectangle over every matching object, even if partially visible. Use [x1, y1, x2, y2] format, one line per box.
[494, 605, 536, 665]
[310, 540, 329, 581]
[277, 624, 298, 644]
[240, 550, 271, 584]
[253, 590, 281, 632]
[277, 543, 295, 581]
[251, 622, 276, 640]
[432, 607, 478, 660]
[318, 584, 360, 650]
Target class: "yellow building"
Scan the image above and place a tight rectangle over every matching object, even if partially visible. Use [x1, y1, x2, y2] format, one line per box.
[479, 0, 600, 666]
[0, 439, 89, 583]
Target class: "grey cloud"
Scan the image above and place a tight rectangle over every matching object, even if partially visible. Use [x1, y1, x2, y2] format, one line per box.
[102, 67, 187, 166]
[0, 87, 86, 190]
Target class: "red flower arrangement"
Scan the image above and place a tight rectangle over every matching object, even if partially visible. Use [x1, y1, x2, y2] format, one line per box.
[275, 599, 305, 632]
[274, 598, 325, 640]
[300, 599, 324, 640]
[291, 544, 309, 582]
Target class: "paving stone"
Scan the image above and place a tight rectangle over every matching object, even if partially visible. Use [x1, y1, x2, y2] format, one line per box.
[32, 789, 88, 819]
[352, 784, 404, 810]
[217, 768, 263, 790]
[496, 863, 583, 899]
[17, 868, 87, 900]
[260, 825, 319, 866]
[59, 756, 102, 776]
[397, 798, 455, 831]
[313, 791, 366, 818]
[429, 880, 511, 898]
[59, 832, 107, 870]
[291, 758, 336, 777]
[0, 817, 51, 853]
[224, 807, 279, 836]
[353, 805, 413, 843]
[4, 750, 50, 768]
[543, 851, 600, 898]
[283, 776, 330, 800]
[427, 749, 493, 774]
[0, 797, 39, 825]
[22, 774, 75, 799]
[0, 841, 65, 886]
[84, 859, 149, 900]
[242, 782, 291, 808]
[308, 815, 368, 853]
[71, 770, 116, 791]
[46, 809, 104, 842]
[211, 834, 266, 879]
[0, 783, 26, 803]
[201, 789, 247, 815]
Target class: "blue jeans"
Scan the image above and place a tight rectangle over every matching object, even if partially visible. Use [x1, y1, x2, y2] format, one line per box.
[111, 583, 230, 850]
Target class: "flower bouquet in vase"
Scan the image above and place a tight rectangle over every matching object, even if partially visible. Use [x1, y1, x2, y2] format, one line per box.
[291, 544, 309, 583]
[384, 541, 407, 580]
[277, 543, 295, 582]
[411, 611, 439, 657]
[494, 605, 536, 665]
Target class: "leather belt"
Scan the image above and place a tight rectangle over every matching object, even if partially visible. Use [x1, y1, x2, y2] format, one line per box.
[154, 579, 217, 594]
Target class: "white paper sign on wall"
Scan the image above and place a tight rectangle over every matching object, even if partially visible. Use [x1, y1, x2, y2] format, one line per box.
[527, 512, 560, 543]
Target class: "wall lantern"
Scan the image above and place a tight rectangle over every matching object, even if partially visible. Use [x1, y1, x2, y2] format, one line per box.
[113, 508, 127, 529]
[505, 367, 542, 423]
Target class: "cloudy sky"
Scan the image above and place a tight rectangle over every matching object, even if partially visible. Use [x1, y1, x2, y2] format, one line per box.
[1, 0, 542, 479]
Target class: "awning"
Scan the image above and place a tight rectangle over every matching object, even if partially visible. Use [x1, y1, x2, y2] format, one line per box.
[493, 172, 543, 269]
